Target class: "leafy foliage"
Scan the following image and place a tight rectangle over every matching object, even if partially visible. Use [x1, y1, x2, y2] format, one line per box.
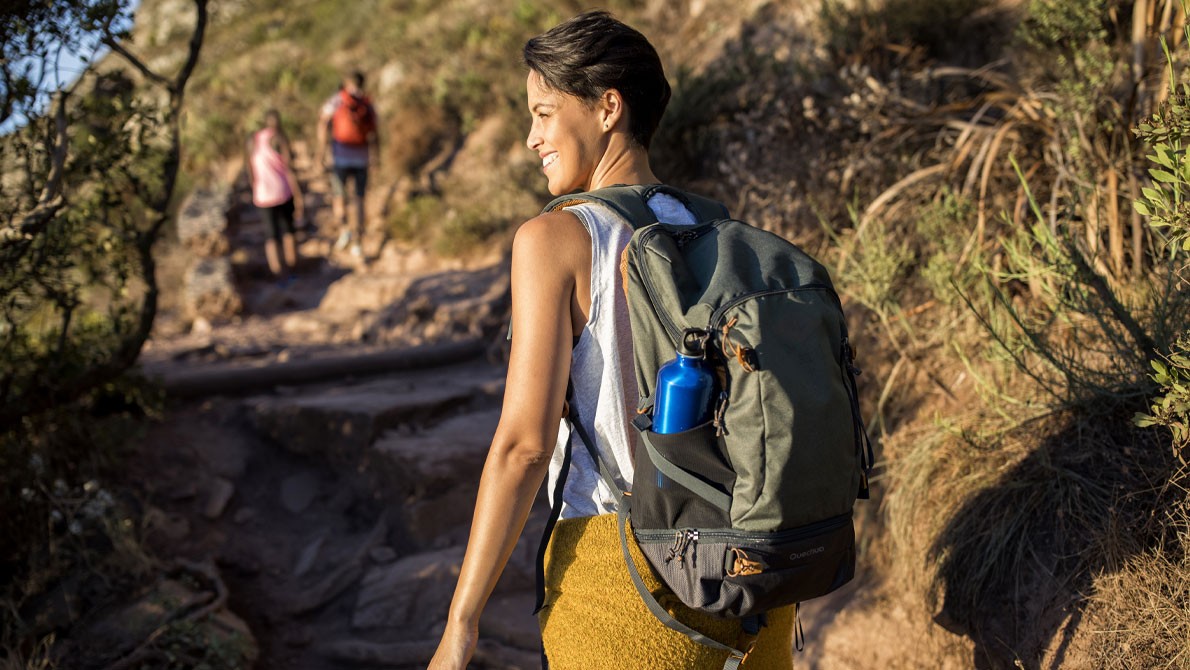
[1, 0, 205, 428]
[1132, 29, 1190, 464]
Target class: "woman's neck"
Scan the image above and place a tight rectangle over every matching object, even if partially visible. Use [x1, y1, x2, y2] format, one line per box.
[587, 140, 659, 191]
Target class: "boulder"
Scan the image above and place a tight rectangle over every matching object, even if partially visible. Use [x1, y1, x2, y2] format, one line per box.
[203, 476, 235, 519]
[363, 263, 511, 347]
[351, 546, 464, 633]
[247, 378, 482, 471]
[280, 471, 322, 514]
[372, 409, 500, 497]
[184, 257, 242, 322]
[479, 592, 541, 653]
[401, 486, 478, 548]
[176, 184, 233, 257]
[318, 272, 412, 316]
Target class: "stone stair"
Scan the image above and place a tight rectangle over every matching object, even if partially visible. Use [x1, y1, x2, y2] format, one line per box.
[197, 357, 546, 668]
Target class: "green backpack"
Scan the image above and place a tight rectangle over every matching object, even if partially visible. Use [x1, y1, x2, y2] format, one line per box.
[534, 184, 873, 669]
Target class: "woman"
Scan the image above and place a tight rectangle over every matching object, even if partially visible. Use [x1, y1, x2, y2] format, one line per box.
[247, 109, 304, 281]
[429, 11, 795, 669]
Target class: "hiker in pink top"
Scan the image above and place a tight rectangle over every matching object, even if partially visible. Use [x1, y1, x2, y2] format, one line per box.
[248, 109, 305, 280]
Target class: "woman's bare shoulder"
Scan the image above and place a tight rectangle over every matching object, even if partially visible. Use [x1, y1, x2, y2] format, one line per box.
[513, 210, 590, 265]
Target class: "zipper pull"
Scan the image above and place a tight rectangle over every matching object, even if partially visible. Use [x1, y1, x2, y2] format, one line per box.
[842, 337, 862, 376]
[666, 530, 684, 563]
[713, 391, 729, 437]
[685, 529, 699, 567]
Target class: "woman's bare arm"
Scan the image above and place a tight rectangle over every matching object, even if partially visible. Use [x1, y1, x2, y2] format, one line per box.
[428, 211, 590, 669]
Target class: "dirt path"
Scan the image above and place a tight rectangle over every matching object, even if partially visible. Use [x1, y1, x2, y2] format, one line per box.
[129, 136, 535, 667]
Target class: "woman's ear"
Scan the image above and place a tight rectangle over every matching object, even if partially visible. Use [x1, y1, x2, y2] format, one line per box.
[599, 88, 625, 133]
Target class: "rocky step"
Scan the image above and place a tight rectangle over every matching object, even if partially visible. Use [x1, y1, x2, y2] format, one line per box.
[249, 359, 501, 455]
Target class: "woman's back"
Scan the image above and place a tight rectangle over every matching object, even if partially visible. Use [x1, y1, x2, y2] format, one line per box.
[249, 127, 291, 207]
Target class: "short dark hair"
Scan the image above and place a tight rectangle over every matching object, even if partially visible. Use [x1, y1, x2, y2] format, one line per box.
[347, 70, 365, 88]
[523, 11, 670, 149]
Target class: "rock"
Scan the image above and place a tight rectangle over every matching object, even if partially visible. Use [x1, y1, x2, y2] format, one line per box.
[316, 639, 437, 665]
[372, 409, 500, 498]
[479, 593, 541, 652]
[280, 471, 321, 514]
[362, 265, 511, 347]
[373, 409, 503, 545]
[201, 429, 251, 479]
[369, 546, 397, 564]
[204, 476, 235, 519]
[280, 311, 336, 338]
[190, 315, 212, 336]
[247, 376, 487, 467]
[286, 515, 388, 615]
[144, 506, 191, 542]
[233, 507, 257, 524]
[176, 183, 232, 257]
[403, 488, 477, 548]
[370, 245, 437, 277]
[351, 546, 464, 633]
[318, 272, 411, 315]
[293, 536, 326, 577]
[168, 480, 199, 501]
[282, 626, 313, 648]
[474, 639, 543, 670]
[326, 486, 358, 513]
[184, 257, 242, 322]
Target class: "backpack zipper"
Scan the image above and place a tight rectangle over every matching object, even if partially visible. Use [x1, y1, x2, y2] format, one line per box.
[636, 513, 851, 548]
[708, 283, 838, 330]
[665, 529, 700, 564]
[633, 223, 721, 344]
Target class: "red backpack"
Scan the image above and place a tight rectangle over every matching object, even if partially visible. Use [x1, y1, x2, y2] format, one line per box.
[331, 89, 375, 146]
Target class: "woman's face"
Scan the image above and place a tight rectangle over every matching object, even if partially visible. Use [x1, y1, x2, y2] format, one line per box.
[525, 70, 608, 196]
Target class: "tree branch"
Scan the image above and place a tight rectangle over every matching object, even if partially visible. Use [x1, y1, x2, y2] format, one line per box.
[173, 0, 208, 99]
[39, 89, 70, 207]
[100, 37, 172, 90]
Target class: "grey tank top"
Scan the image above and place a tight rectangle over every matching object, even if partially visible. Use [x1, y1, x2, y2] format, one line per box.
[548, 193, 698, 519]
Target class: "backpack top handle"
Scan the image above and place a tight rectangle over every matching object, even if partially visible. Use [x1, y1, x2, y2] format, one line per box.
[542, 183, 729, 230]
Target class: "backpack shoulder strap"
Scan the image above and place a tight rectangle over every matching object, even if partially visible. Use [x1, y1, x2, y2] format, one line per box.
[541, 184, 729, 230]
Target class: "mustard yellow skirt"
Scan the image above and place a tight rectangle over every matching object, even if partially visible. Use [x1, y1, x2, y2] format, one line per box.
[539, 513, 795, 669]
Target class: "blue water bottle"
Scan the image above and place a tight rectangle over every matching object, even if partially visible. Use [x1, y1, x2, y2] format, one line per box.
[652, 329, 716, 434]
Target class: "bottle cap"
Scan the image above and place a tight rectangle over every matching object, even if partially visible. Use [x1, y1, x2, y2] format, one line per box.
[679, 328, 709, 358]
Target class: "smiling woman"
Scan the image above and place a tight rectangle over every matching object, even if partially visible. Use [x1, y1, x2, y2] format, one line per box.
[428, 10, 797, 670]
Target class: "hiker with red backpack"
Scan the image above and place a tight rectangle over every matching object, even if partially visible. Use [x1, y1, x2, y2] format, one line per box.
[316, 70, 379, 259]
[430, 11, 872, 670]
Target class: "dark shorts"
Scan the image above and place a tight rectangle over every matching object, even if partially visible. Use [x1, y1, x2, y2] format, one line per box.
[330, 165, 368, 198]
[259, 198, 295, 246]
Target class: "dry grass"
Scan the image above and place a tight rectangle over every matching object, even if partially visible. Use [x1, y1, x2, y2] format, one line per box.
[884, 397, 1183, 667]
[1079, 472, 1190, 669]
